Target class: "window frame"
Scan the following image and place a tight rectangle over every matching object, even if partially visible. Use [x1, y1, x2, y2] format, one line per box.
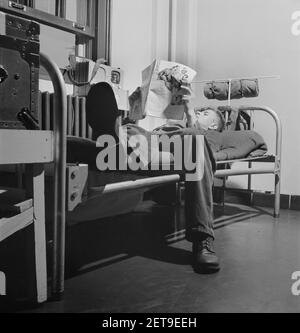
[0, 0, 111, 62]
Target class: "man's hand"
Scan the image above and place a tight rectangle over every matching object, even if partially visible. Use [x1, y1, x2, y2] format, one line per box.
[129, 87, 142, 108]
[177, 83, 197, 128]
[178, 83, 194, 112]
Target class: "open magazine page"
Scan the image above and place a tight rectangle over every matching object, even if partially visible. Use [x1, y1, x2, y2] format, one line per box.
[141, 60, 197, 120]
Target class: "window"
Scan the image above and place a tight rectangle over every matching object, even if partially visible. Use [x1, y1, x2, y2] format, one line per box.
[0, 0, 111, 67]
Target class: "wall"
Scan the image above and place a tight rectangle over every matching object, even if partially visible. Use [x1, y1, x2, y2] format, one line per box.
[29, 0, 300, 196]
[112, 0, 300, 195]
[110, 0, 171, 131]
[188, 0, 300, 195]
[110, 0, 170, 92]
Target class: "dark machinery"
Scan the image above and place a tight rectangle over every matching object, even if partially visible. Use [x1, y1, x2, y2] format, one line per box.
[0, 11, 40, 129]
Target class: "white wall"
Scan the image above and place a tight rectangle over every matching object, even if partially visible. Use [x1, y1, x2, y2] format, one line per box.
[110, 0, 170, 131]
[110, 0, 170, 91]
[187, 0, 300, 195]
[110, 0, 300, 195]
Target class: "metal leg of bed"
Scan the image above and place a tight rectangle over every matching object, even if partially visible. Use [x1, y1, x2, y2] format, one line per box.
[40, 53, 67, 300]
[274, 157, 281, 218]
[274, 174, 280, 218]
[222, 178, 226, 208]
[239, 106, 282, 218]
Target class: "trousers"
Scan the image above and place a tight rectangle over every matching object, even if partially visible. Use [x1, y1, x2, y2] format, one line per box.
[118, 123, 216, 241]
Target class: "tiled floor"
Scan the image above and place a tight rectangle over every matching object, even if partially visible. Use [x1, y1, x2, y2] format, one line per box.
[15, 204, 300, 313]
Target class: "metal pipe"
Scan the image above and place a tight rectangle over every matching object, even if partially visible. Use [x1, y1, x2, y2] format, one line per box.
[216, 106, 282, 217]
[89, 175, 180, 195]
[239, 106, 282, 217]
[40, 53, 67, 298]
[215, 167, 276, 178]
[192, 75, 281, 84]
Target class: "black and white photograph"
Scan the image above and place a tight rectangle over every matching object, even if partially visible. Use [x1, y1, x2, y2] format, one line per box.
[0, 0, 300, 318]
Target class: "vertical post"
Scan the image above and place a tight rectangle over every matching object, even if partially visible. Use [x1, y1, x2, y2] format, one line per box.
[274, 172, 281, 218]
[55, 0, 66, 18]
[239, 106, 282, 218]
[25, 164, 47, 303]
[93, 0, 111, 63]
[32, 164, 48, 303]
[247, 110, 254, 203]
[168, 0, 177, 62]
[40, 53, 67, 299]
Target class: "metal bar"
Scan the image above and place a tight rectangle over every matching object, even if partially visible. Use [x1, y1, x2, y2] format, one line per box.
[80, 97, 86, 138]
[239, 106, 282, 217]
[222, 178, 226, 208]
[74, 96, 79, 137]
[40, 53, 67, 299]
[50, 93, 55, 131]
[192, 75, 281, 84]
[89, 175, 180, 195]
[216, 154, 275, 165]
[247, 161, 253, 206]
[247, 111, 254, 196]
[215, 166, 276, 178]
[67, 95, 73, 135]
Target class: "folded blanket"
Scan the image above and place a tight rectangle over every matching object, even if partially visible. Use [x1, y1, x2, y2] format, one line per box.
[205, 130, 267, 161]
[204, 79, 259, 101]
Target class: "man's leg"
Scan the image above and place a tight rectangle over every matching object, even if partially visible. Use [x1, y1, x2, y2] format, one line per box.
[184, 138, 220, 274]
[184, 140, 215, 242]
[155, 127, 220, 273]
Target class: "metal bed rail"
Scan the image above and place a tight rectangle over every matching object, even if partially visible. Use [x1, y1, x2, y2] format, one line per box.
[40, 53, 67, 299]
[214, 106, 282, 218]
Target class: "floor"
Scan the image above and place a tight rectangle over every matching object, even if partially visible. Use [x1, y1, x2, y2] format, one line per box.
[12, 203, 300, 313]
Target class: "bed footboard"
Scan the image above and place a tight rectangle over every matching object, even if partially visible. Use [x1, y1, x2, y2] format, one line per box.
[214, 106, 282, 218]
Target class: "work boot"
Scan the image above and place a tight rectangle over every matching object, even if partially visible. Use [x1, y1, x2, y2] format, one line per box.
[192, 236, 220, 274]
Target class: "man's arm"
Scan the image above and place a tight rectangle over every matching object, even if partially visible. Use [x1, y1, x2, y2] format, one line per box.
[128, 87, 143, 121]
[179, 84, 198, 128]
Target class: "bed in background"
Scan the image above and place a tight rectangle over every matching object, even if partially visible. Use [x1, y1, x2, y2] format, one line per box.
[202, 78, 282, 217]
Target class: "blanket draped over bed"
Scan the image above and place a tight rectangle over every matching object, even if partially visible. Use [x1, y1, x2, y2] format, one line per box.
[67, 125, 267, 169]
[205, 130, 267, 161]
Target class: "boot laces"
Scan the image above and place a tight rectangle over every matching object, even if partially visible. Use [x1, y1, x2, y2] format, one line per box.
[201, 238, 214, 253]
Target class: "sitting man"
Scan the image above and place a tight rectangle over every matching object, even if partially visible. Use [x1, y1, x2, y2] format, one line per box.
[84, 82, 224, 274]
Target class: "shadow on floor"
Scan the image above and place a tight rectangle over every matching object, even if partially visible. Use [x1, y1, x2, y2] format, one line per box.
[64, 204, 190, 278]
[1, 200, 275, 313]
[64, 202, 270, 279]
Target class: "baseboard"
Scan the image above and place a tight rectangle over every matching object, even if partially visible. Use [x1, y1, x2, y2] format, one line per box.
[290, 195, 300, 211]
[253, 192, 290, 210]
[213, 187, 299, 211]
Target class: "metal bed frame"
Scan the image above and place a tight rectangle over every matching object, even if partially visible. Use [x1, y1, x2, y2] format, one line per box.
[40, 54, 180, 299]
[214, 106, 282, 218]
[40, 53, 67, 299]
